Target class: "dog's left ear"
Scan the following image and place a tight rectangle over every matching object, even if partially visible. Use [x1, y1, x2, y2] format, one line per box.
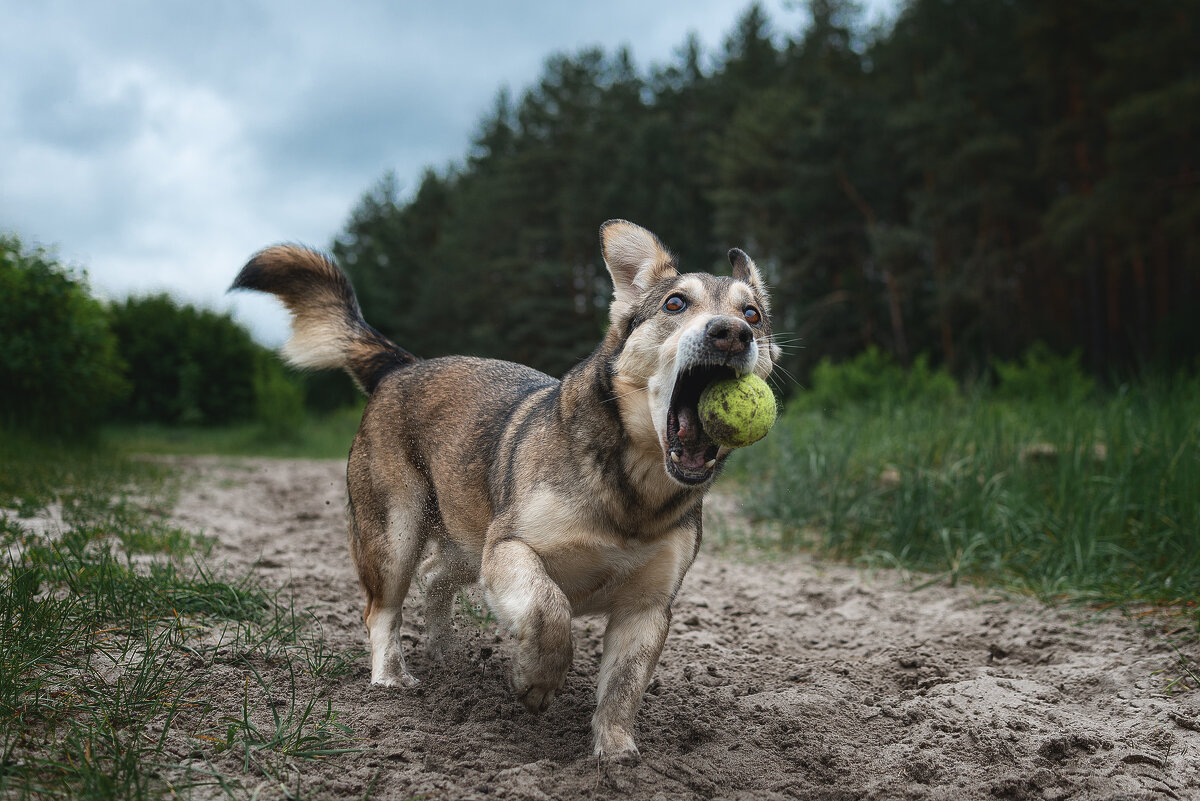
[601, 220, 678, 320]
[730, 247, 773, 313]
[730, 248, 779, 361]
[729, 248, 765, 289]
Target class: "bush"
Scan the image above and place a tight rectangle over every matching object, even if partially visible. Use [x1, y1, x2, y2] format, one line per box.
[108, 294, 271, 425]
[0, 235, 128, 435]
[299, 370, 361, 413]
[991, 342, 1094, 404]
[253, 353, 307, 438]
[801, 347, 959, 413]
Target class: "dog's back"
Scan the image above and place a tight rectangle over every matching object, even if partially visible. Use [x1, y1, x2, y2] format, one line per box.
[352, 354, 558, 546]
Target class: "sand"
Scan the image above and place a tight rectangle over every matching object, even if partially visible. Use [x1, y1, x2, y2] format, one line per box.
[165, 456, 1198, 800]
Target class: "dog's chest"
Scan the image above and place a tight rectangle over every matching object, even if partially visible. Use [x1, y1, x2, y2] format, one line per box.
[512, 489, 688, 613]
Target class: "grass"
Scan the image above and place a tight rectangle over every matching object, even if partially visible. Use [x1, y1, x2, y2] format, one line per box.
[0, 434, 365, 799]
[728, 371, 1200, 628]
[1156, 647, 1200, 696]
[102, 404, 365, 461]
[0, 434, 175, 521]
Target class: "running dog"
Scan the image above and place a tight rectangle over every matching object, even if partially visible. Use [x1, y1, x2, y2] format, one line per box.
[231, 220, 778, 760]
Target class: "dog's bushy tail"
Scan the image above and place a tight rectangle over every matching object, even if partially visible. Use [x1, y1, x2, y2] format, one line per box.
[231, 245, 417, 394]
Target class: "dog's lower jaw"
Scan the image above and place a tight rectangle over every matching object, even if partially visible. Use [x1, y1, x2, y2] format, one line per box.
[664, 450, 718, 486]
[662, 435, 720, 486]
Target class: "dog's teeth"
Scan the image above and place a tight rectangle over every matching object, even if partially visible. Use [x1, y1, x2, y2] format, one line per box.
[670, 451, 681, 464]
[705, 459, 717, 469]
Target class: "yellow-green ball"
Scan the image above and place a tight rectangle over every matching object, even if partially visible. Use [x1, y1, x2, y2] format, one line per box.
[698, 374, 777, 448]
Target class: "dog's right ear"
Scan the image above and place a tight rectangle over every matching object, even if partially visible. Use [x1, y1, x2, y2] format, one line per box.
[600, 220, 678, 321]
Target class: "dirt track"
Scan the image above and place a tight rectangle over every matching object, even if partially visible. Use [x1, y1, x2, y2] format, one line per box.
[169, 457, 1199, 800]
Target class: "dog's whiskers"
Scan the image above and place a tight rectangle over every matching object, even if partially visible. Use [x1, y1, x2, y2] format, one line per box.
[768, 362, 803, 389]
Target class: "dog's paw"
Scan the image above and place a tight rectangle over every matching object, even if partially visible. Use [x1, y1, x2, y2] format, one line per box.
[515, 680, 559, 714]
[510, 660, 567, 713]
[599, 747, 640, 766]
[372, 671, 420, 689]
[510, 638, 571, 713]
[594, 727, 639, 764]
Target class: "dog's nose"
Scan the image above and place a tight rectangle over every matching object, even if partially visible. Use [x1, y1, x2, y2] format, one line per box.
[705, 316, 753, 355]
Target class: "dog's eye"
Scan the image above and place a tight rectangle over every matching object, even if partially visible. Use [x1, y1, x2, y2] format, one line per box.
[743, 306, 762, 326]
[663, 295, 687, 313]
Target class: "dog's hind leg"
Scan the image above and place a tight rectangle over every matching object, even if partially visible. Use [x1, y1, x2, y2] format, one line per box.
[481, 531, 573, 713]
[418, 538, 478, 661]
[348, 458, 428, 689]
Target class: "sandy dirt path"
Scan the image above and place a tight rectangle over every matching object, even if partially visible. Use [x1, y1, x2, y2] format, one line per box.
[168, 457, 1199, 800]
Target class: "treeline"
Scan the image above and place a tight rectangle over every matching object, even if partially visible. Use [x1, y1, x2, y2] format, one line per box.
[334, 0, 1199, 383]
[0, 235, 353, 437]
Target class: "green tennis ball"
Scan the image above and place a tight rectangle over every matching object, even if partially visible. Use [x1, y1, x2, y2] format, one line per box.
[698, 374, 777, 448]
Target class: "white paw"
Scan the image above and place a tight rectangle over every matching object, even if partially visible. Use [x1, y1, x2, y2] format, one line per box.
[594, 727, 639, 764]
[372, 672, 420, 688]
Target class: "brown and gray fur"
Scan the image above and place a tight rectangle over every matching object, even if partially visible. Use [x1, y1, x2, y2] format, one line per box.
[231, 220, 779, 761]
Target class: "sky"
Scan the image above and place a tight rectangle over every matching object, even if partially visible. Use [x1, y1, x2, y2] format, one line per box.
[2, 1, 895, 345]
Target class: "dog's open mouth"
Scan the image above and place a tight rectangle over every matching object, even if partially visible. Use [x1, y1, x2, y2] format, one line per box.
[665, 365, 736, 485]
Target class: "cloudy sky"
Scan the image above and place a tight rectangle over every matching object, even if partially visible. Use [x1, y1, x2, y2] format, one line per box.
[2, 1, 893, 344]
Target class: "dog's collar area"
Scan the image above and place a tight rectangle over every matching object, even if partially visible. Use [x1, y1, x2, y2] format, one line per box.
[664, 364, 732, 484]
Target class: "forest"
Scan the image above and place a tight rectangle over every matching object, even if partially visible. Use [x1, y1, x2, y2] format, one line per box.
[5, 0, 1197, 437]
[334, 0, 1199, 385]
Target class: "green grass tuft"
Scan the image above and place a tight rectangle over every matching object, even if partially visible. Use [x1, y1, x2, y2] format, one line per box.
[729, 372, 1200, 626]
[0, 434, 365, 799]
[102, 404, 366, 461]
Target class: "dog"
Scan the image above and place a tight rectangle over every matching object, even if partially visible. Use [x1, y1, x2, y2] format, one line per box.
[231, 220, 778, 760]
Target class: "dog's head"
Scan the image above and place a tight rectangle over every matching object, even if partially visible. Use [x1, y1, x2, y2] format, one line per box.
[601, 220, 780, 487]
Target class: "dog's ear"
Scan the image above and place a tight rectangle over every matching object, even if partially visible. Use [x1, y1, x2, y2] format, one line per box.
[729, 246, 773, 316]
[600, 220, 678, 317]
[730, 248, 777, 362]
[728, 248, 765, 289]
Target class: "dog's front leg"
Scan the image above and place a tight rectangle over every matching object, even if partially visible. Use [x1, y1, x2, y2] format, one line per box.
[481, 536, 573, 714]
[592, 602, 670, 762]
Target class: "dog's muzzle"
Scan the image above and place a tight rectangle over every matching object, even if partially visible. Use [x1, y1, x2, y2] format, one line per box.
[664, 316, 757, 485]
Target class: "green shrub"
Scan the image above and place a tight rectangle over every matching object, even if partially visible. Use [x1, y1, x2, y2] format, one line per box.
[253, 353, 307, 438]
[992, 342, 1094, 404]
[108, 294, 264, 425]
[801, 347, 958, 413]
[0, 235, 128, 435]
[299, 370, 361, 413]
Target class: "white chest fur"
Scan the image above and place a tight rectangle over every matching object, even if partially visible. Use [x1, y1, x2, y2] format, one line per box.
[510, 488, 692, 615]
